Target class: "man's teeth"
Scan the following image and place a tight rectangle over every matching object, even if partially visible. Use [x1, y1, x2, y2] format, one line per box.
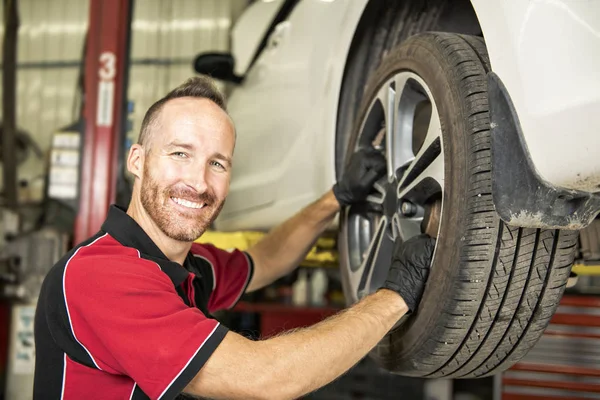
[172, 197, 205, 209]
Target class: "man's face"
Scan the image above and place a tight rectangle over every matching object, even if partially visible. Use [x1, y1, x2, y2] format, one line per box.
[138, 98, 235, 242]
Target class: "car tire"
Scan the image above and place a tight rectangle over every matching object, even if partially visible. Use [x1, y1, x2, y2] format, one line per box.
[337, 32, 579, 378]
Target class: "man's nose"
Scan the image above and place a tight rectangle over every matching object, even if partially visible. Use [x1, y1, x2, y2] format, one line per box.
[184, 166, 209, 193]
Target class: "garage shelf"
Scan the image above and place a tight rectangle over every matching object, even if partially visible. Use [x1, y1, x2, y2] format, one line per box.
[503, 294, 600, 400]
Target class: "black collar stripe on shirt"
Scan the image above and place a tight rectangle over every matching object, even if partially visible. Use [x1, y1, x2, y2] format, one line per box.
[102, 206, 166, 260]
[138, 251, 163, 272]
[63, 232, 109, 371]
[135, 248, 162, 271]
[141, 253, 188, 287]
[193, 254, 216, 290]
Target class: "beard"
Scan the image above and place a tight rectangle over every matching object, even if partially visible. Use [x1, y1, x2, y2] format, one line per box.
[140, 166, 224, 242]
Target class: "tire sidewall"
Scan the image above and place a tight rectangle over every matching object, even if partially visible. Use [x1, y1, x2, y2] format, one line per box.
[339, 34, 481, 373]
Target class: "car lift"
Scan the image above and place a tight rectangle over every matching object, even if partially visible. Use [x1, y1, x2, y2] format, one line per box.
[74, 0, 133, 242]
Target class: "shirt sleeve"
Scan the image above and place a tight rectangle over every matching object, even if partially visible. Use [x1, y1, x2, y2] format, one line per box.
[190, 243, 254, 313]
[63, 255, 228, 400]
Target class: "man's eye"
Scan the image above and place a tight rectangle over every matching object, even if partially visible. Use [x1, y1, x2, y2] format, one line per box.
[210, 160, 225, 170]
[172, 152, 188, 158]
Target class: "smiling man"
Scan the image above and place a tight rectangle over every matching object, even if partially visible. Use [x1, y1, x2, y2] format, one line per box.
[33, 77, 435, 400]
[131, 90, 234, 259]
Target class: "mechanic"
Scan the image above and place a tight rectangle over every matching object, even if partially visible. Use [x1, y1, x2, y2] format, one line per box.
[33, 76, 436, 400]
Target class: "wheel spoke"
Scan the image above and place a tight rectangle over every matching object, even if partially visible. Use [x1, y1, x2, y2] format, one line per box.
[397, 217, 422, 242]
[347, 211, 363, 267]
[420, 97, 442, 154]
[397, 100, 443, 202]
[376, 82, 396, 179]
[358, 217, 372, 260]
[344, 215, 380, 301]
[397, 149, 443, 202]
[393, 74, 421, 173]
[356, 218, 395, 298]
[366, 179, 386, 206]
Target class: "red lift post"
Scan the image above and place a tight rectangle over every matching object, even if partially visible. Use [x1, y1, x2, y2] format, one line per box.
[75, 0, 132, 243]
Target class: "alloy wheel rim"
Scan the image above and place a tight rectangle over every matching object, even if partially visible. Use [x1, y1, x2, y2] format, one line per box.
[342, 71, 444, 304]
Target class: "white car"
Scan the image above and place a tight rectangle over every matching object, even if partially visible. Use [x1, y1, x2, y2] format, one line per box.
[194, 0, 600, 378]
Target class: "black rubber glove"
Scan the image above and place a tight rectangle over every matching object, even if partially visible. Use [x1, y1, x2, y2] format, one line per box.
[383, 234, 436, 313]
[333, 148, 386, 206]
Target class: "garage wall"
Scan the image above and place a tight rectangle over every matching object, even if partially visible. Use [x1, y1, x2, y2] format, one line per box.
[0, 0, 88, 199]
[0, 0, 248, 200]
[127, 0, 249, 147]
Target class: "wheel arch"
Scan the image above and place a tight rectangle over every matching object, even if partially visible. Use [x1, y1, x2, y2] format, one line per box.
[335, 0, 483, 177]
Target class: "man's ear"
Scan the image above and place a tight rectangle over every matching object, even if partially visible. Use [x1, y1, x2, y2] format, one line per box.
[127, 144, 145, 179]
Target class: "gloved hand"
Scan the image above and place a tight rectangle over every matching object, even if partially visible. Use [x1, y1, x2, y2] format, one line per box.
[333, 148, 386, 206]
[383, 234, 435, 312]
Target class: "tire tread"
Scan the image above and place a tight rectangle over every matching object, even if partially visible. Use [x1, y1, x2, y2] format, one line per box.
[386, 33, 575, 378]
[344, 31, 578, 378]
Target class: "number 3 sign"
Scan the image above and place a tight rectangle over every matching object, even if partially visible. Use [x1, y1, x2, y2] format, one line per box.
[99, 52, 117, 81]
[96, 52, 117, 127]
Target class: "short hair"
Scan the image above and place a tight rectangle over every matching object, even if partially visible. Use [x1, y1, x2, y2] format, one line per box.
[137, 76, 227, 147]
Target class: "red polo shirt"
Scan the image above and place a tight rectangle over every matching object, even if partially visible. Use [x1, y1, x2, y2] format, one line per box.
[34, 206, 254, 400]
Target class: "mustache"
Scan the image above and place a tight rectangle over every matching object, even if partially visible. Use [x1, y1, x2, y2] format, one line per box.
[167, 188, 217, 205]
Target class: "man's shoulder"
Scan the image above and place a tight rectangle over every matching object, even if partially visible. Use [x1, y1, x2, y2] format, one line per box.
[73, 232, 135, 258]
[57, 232, 165, 277]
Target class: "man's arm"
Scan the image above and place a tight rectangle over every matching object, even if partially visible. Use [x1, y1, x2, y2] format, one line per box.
[245, 190, 339, 292]
[186, 289, 407, 400]
[184, 234, 435, 400]
[246, 148, 387, 292]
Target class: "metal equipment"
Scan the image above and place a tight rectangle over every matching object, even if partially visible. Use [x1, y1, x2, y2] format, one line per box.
[74, 0, 133, 244]
[1, 0, 132, 398]
[1, 209, 67, 400]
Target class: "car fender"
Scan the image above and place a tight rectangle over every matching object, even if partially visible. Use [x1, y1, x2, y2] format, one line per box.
[470, 0, 600, 193]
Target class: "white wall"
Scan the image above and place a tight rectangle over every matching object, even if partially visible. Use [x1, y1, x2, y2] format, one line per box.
[0, 0, 88, 200]
[127, 0, 248, 146]
[0, 0, 248, 201]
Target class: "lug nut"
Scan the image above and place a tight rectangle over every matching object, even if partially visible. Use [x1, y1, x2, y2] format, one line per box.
[401, 201, 417, 217]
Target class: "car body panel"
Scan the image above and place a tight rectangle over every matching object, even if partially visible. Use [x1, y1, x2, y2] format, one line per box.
[471, 0, 600, 192]
[216, 0, 368, 230]
[215, 0, 600, 231]
[230, 0, 284, 76]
